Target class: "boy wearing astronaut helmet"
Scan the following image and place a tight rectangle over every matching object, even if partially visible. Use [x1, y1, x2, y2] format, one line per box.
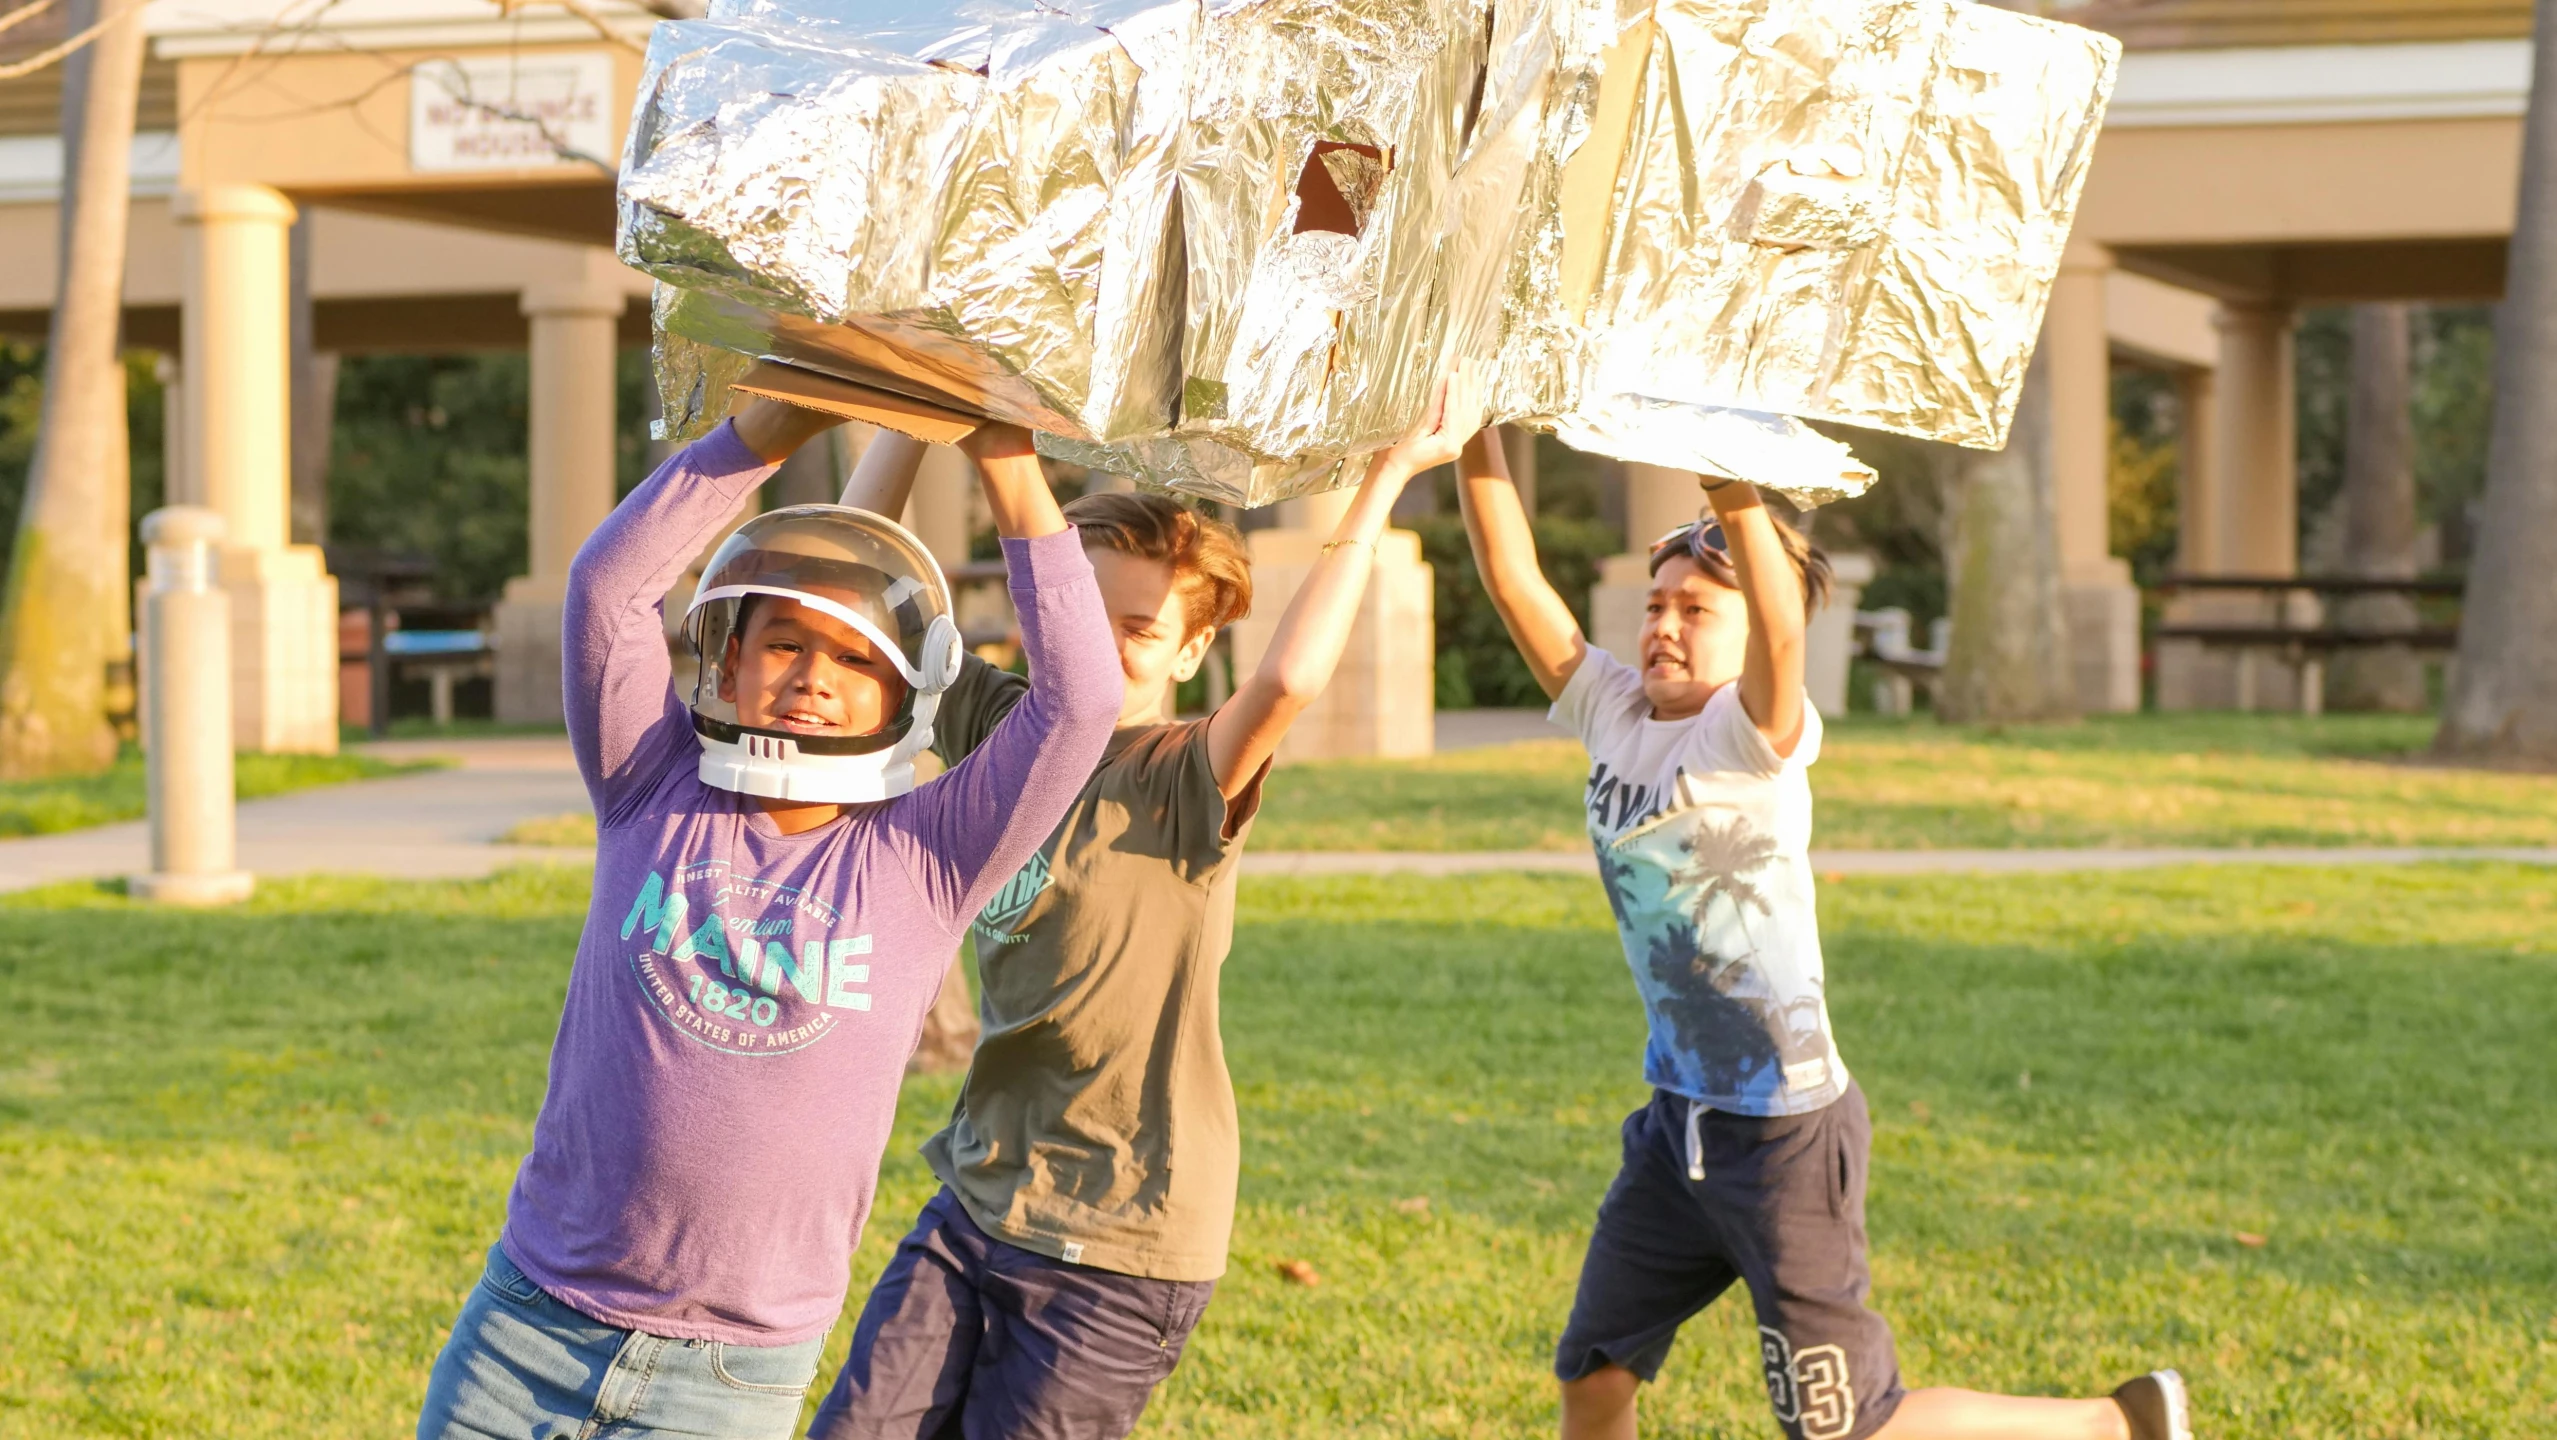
[414, 399, 1122, 1440]
[684, 501, 964, 803]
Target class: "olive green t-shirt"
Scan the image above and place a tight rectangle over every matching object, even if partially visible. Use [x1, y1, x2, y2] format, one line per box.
[918, 654, 1265, 1281]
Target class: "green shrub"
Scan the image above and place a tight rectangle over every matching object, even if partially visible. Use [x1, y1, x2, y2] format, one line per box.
[1404, 514, 1618, 709]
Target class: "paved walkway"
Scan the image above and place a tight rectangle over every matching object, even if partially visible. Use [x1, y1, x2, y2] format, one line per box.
[0, 736, 592, 894]
[3, 732, 2549, 894]
[1434, 707, 1564, 751]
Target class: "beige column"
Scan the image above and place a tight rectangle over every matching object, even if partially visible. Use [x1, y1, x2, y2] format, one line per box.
[178, 186, 291, 545]
[2223, 299, 2311, 712]
[1229, 476, 1432, 760]
[1588, 462, 1698, 662]
[1804, 552, 1875, 717]
[2174, 367, 2221, 576]
[1276, 485, 1355, 534]
[2156, 364, 2221, 711]
[2047, 249, 2114, 582]
[2161, 302, 2301, 710]
[176, 185, 338, 753]
[2214, 301, 2299, 578]
[2045, 246, 2140, 712]
[497, 269, 627, 723]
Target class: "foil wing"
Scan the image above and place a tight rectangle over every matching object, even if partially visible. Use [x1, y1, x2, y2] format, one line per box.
[1533, 0, 2119, 497]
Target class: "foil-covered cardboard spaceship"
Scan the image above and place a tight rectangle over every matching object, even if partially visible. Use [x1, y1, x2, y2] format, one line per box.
[621, 0, 2118, 506]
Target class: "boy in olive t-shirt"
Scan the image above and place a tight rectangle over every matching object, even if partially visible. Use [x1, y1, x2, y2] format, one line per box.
[920, 654, 1258, 1283]
[809, 378, 1481, 1440]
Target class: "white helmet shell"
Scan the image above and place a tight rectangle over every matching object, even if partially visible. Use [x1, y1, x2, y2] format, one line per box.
[682, 504, 963, 803]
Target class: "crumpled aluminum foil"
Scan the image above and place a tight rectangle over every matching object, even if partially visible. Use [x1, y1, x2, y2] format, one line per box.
[621, 0, 2117, 506]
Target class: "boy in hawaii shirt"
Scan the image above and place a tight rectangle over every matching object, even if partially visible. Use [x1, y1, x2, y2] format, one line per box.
[1456, 434, 2193, 1440]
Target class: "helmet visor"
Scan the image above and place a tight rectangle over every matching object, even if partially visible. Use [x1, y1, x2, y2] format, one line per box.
[684, 505, 955, 752]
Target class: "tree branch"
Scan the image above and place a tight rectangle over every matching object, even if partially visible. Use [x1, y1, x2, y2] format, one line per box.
[0, 0, 125, 82]
[0, 0, 66, 42]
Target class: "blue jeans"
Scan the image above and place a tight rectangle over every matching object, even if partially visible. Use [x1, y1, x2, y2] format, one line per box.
[417, 1244, 827, 1440]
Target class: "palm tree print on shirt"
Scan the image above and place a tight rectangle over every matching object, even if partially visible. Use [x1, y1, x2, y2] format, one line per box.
[1603, 811, 1827, 1102]
[1672, 816, 1779, 972]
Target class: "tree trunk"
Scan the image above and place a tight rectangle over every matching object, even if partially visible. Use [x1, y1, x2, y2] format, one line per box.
[79, 10, 137, 743]
[0, 0, 148, 778]
[2327, 304, 2427, 712]
[100, 357, 136, 739]
[1936, 342, 2077, 724]
[2438, 0, 2557, 762]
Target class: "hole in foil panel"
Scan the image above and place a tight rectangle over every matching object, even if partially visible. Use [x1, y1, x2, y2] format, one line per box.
[1292, 141, 1389, 237]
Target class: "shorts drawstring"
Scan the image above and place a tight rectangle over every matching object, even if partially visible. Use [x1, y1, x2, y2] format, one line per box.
[1685, 1097, 1707, 1182]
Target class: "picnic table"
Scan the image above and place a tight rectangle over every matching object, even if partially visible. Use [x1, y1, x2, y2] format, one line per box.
[2152, 574, 2464, 715]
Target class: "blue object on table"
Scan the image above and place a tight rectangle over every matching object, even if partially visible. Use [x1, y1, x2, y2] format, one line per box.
[383, 630, 490, 657]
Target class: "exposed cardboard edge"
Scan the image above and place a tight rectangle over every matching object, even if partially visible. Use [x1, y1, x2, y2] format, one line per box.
[728, 362, 982, 446]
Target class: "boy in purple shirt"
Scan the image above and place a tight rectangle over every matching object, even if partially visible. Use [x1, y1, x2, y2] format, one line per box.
[414, 401, 1121, 1440]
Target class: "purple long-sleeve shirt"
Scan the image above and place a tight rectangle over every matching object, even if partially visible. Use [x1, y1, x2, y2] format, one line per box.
[497, 421, 1120, 1345]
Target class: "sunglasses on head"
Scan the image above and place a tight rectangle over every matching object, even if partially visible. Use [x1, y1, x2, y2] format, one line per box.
[1648, 517, 1729, 560]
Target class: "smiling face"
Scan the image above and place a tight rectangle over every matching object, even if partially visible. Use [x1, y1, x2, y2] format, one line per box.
[1638, 553, 1750, 721]
[1088, 547, 1216, 726]
[717, 595, 910, 738]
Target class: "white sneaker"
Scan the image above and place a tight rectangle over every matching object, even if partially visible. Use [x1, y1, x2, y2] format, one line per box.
[2110, 1369, 2192, 1440]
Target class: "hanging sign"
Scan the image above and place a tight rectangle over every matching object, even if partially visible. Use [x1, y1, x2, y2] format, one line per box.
[410, 53, 617, 173]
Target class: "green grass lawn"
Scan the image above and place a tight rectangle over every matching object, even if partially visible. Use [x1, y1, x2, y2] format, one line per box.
[339, 719, 571, 745]
[3, 862, 2550, 1436]
[1256, 712, 2557, 851]
[0, 750, 441, 838]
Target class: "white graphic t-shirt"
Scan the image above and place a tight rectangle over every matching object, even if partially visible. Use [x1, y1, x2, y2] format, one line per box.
[1553, 647, 1848, 1117]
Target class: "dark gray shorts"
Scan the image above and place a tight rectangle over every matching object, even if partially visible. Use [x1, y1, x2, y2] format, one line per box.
[807, 1188, 1215, 1440]
[1556, 1084, 1905, 1440]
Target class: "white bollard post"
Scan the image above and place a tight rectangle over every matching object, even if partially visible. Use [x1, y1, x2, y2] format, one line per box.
[130, 506, 255, 905]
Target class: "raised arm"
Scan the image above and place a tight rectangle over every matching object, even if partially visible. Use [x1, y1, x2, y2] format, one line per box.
[1709, 481, 1808, 757]
[1454, 429, 1585, 699]
[563, 402, 823, 821]
[834, 429, 928, 514]
[891, 428, 1120, 928]
[958, 423, 1069, 539]
[1202, 375, 1477, 796]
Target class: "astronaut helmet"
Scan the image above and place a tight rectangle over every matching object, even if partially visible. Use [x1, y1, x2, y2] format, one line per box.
[682, 504, 963, 803]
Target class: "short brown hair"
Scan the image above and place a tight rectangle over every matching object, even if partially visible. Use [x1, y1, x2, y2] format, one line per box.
[1060, 491, 1253, 637]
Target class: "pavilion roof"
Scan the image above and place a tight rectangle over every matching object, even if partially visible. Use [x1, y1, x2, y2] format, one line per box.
[2066, 0, 2532, 49]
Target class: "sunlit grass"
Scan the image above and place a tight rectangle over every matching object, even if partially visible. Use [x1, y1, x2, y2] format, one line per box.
[495, 812, 596, 848]
[1255, 712, 2557, 851]
[1, 862, 2550, 1436]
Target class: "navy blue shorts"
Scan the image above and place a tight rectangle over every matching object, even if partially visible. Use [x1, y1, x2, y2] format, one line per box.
[807, 1188, 1215, 1440]
[1556, 1084, 1905, 1440]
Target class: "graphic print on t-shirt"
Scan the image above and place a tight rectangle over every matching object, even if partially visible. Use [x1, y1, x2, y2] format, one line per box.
[1596, 802, 1839, 1111]
[1555, 652, 1846, 1117]
[971, 845, 1054, 947]
[619, 860, 876, 1056]
[1584, 759, 1665, 837]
